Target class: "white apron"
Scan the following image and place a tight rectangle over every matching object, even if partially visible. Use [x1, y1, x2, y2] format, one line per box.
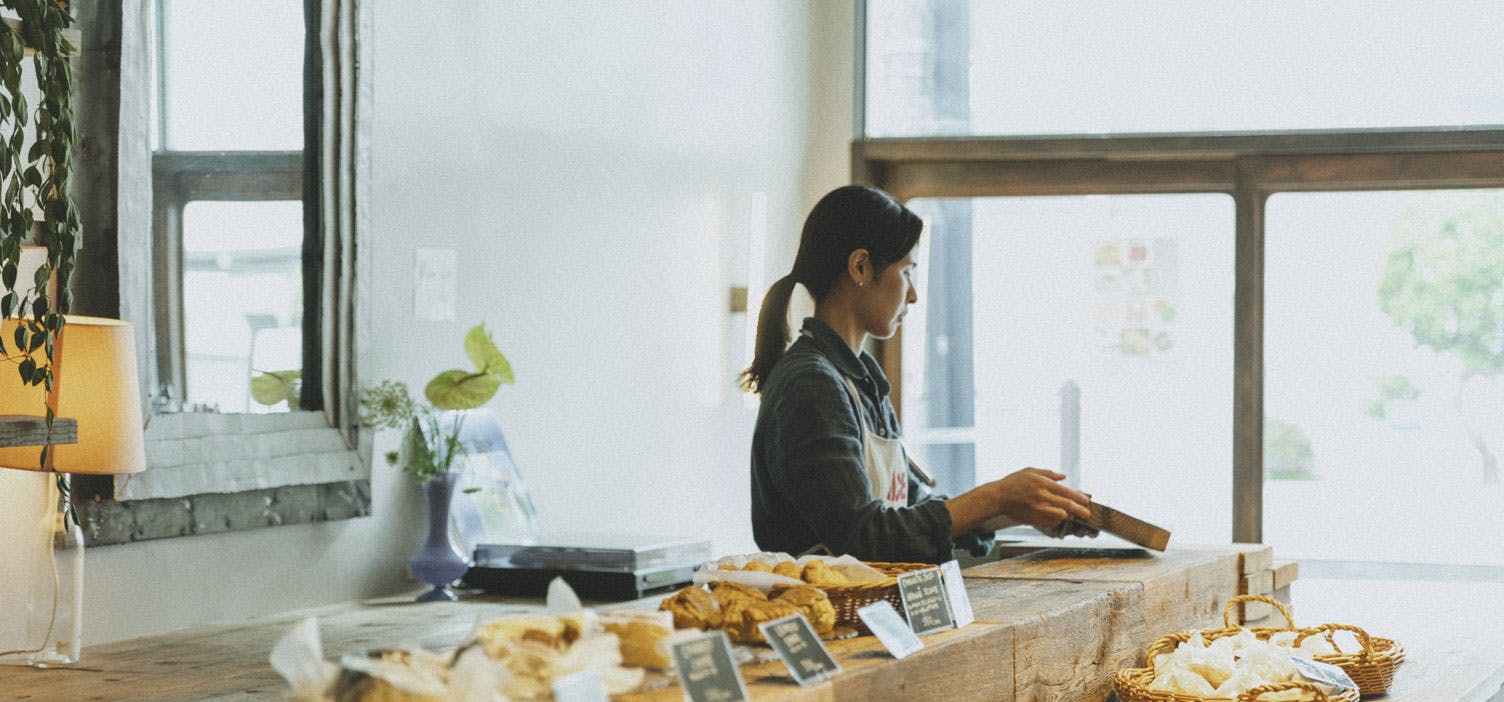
[839, 376, 909, 509]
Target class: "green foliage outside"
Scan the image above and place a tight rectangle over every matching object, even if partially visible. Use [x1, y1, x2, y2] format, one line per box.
[1363, 374, 1421, 423]
[1264, 417, 1317, 481]
[1375, 194, 1503, 483]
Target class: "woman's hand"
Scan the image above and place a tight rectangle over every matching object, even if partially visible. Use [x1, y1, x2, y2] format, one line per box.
[946, 467, 1092, 537]
[989, 468, 1092, 532]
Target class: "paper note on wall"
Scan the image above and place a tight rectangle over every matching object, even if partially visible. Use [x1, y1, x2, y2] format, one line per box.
[414, 247, 458, 321]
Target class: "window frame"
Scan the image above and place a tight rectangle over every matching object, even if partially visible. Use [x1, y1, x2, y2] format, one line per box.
[854, 127, 1504, 542]
[67, 0, 368, 545]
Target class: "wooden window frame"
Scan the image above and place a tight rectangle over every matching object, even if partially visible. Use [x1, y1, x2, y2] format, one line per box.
[854, 127, 1504, 542]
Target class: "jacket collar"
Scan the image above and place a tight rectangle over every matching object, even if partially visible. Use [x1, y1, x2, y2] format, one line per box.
[798, 317, 891, 397]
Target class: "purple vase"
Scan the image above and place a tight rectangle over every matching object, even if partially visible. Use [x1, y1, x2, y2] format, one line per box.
[409, 472, 472, 602]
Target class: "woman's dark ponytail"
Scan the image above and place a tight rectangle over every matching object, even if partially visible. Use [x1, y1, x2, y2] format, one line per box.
[740, 185, 922, 394]
[740, 274, 798, 393]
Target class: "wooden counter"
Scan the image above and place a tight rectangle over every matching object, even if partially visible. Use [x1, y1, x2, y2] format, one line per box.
[0, 544, 1480, 701]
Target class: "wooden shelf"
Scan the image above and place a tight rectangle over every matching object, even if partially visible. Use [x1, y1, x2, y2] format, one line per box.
[0, 414, 77, 448]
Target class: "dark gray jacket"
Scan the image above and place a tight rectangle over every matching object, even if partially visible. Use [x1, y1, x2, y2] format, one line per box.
[750, 318, 987, 563]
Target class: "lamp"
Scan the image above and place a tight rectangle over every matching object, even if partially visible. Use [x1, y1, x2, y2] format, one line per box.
[0, 313, 145, 666]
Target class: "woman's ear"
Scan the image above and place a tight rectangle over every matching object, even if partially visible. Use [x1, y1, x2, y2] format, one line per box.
[847, 248, 872, 287]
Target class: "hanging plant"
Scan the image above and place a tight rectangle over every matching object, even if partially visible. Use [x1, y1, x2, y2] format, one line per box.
[0, 1, 80, 474]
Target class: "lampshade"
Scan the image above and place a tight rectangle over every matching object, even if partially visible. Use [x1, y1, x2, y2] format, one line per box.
[0, 315, 145, 475]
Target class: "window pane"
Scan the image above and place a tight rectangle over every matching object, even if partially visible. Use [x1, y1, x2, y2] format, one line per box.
[159, 0, 303, 150]
[181, 201, 304, 413]
[865, 0, 1504, 137]
[902, 195, 1235, 543]
[1265, 190, 1504, 567]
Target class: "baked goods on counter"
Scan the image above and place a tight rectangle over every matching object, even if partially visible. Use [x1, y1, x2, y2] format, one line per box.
[656, 552, 856, 644]
[271, 583, 654, 701]
[771, 585, 837, 638]
[659, 582, 723, 630]
[599, 610, 675, 669]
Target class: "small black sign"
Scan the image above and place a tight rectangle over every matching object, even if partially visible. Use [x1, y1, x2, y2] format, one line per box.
[757, 613, 841, 685]
[897, 567, 954, 635]
[670, 630, 749, 702]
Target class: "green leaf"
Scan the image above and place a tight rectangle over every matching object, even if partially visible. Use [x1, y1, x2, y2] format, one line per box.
[424, 369, 503, 410]
[250, 370, 301, 406]
[464, 323, 514, 382]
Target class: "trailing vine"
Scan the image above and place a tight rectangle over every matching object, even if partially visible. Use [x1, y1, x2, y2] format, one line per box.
[0, 1, 79, 505]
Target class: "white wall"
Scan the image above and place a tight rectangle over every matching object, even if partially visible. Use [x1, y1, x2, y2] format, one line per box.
[57, 1, 854, 645]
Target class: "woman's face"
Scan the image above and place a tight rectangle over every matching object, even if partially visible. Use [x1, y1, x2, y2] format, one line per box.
[859, 252, 919, 340]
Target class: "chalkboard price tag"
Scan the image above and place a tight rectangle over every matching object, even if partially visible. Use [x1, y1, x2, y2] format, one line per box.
[938, 560, 975, 628]
[897, 567, 954, 635]
[757, 613, 841, 686]
[670, 630, 749, 702]
[856, 600, 924, 659]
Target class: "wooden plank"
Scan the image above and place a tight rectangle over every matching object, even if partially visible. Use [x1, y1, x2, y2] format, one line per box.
[965, 547, 1240, 636]
[1239, 570, 1274, 595]
[827, 623, 1012, 702]
[1191, 542, 1275, 575]
[1272, 560, 1299, 590]
[1236, 570, 1276, 624]
[0, 415, 78, 449]
[860, 129, 1504, 163]
[967, 578, 1142, 700]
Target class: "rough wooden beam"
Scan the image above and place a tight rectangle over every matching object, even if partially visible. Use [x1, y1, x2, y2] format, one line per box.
[0, 415, 78, 448]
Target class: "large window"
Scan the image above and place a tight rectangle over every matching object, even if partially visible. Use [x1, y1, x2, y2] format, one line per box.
[864, 0, 1504, 137]
[1264, 190, 1504, 566]
[902, 195, 1235, 544]
[861, 1, 1504, 562]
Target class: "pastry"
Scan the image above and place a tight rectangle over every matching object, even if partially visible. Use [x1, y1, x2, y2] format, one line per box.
[472, 614, 571, 655]
[722, 600, 800, 644]
[658, 586, 722, 630]
[741, 560, 773, 573]
[800, 560, 849, 587]
[708, 580, 768, 609]
[600, 610, 674, 668]
[772, 585, 837, 637]
[772, 561, 802, 580]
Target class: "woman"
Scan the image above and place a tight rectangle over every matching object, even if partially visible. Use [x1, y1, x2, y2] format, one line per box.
[744, 185, 1092, 564]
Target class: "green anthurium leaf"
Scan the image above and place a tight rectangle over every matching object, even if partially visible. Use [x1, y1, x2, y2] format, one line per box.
[250, 370, 300, 406]
[464, 323, 514, 383]
[424, 368, 503, 410]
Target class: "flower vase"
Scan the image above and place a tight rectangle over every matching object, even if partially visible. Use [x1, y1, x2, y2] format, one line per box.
[410, 472, 472, 602]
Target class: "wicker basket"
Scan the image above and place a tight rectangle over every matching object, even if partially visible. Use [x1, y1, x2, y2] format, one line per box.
[1113, 672, 1351, 702]
[1144, 595, 1301, 661]
[819, 561, 933, 632]
[1140, 595, 1402, 699]
[1297, 623, 1405, 697]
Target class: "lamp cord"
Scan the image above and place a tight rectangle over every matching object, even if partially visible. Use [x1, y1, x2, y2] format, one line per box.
[0, 479, 64, 660]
